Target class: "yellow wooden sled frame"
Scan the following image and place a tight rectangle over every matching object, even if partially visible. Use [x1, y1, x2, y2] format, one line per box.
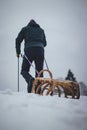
[32, 69, 80, 99]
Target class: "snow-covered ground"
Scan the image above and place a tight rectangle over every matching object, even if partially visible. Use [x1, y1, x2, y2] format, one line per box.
[0, 90, 87, 130]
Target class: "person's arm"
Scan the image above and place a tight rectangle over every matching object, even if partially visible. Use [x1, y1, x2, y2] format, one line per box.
[43, 31, 47, 47]
[15, 28, 25, 57]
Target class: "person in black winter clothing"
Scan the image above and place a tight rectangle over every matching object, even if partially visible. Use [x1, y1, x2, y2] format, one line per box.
[15, 19, 47, 93]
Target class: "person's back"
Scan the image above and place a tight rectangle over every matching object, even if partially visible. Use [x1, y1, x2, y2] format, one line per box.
[24, 23, 46, 48]
[15, 19, 47, 93]
[16, 20, 46, 54]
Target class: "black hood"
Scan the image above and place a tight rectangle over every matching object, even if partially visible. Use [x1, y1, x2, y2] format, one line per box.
[28, 19, 40, 27]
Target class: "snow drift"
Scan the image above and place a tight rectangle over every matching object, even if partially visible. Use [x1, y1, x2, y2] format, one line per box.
[0, 89, 87, 130]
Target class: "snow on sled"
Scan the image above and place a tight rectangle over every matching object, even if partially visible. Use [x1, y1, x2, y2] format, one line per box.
[32, 69, 80, 99]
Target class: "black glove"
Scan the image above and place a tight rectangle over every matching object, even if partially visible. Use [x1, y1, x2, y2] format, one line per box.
[16, 53, 20, 58]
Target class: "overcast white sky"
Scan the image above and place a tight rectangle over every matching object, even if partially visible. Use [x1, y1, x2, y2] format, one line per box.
[0, 0, 87, 91]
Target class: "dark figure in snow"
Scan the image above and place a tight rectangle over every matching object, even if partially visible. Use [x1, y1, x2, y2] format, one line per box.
[15, 19, 47, 93]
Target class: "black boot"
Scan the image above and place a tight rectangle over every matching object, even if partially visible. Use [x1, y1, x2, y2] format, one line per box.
[27, 77, 34, 93]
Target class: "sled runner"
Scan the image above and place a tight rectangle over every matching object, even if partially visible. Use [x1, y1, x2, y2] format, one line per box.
[32, 69, 80, 99]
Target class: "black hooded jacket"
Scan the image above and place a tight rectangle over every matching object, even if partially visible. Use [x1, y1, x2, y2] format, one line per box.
[16, 21, 47, 55]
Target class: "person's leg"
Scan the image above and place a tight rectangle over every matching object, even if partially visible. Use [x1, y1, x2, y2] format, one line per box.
[34, 47, 44, 93]
[34, 47, 44, 77]
[21, 49, 34, 93]
[21, 56, 31, 84]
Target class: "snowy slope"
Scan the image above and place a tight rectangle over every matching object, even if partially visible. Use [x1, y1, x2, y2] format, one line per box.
[0, 90, 87, 130]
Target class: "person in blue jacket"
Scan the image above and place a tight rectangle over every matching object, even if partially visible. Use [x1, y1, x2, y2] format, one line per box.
[15, 19, 47, 93]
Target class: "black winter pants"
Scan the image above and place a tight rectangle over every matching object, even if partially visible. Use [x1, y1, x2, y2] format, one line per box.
[21, 47, 44, 84]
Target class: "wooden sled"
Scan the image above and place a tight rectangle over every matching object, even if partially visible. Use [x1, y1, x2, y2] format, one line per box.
[32, 69, 80, 99]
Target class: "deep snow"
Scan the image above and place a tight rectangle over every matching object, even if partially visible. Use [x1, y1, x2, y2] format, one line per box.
[0, 89, 87, 130]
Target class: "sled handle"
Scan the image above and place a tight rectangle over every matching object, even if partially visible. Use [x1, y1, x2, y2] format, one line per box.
[37, 69, 53, 79]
